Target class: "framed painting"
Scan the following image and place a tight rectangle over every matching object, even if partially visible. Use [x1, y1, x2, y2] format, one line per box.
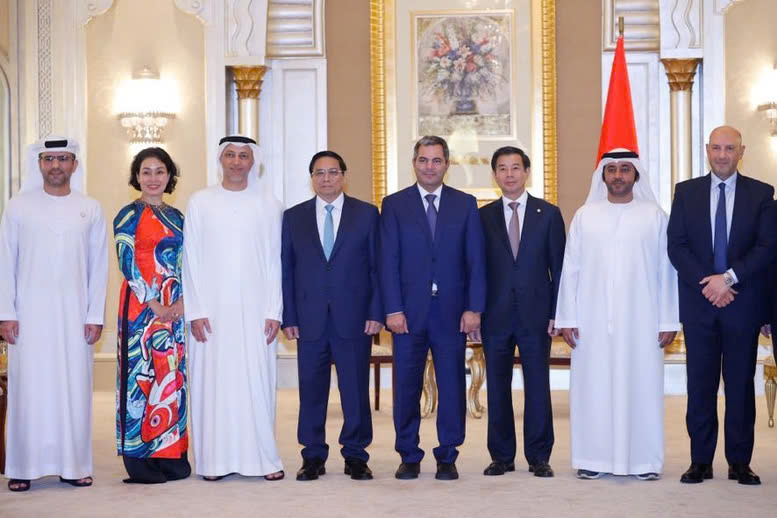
[370, 0, 557, 205]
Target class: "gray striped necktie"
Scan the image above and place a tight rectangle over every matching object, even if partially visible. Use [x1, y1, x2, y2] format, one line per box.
[508, 201, 520, 258]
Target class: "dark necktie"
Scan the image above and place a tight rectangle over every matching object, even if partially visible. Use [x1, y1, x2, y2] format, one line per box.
[425, 194, 437, 239]
[713, 183, 728, 274]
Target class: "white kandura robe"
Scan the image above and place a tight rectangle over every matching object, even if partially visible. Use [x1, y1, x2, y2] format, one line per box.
[554, 199, 680, 475]
[0, 189, 108, 480]
[183, 184, 284, 476]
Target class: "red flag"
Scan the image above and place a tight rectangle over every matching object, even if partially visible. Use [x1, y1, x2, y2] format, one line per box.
[596, 35, 639, 163]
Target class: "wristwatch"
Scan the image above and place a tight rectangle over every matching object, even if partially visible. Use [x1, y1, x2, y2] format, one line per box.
[723, 271, 735, 287]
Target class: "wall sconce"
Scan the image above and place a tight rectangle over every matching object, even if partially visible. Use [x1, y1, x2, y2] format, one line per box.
[115, 66, 178, 143]
[756, 65, 777, 137]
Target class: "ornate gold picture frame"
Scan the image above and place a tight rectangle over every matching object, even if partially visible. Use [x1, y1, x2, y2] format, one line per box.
[370, 0, 557, 207]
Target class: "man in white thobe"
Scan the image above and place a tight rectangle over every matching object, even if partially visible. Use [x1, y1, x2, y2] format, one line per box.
[0, 137, 108, 492]
[183, 136, 285, 480]
[555, 149, 680, 480]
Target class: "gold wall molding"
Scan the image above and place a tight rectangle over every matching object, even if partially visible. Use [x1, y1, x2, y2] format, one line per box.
[542, 0, 558, 205]
[370, 0, 558, 207]
[661, 58, 701, 91]
[370, 0, 388, 208]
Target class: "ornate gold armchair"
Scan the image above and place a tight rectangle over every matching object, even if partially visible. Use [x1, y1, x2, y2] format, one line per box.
[422, 337, 572, 419]
[764, 353, 776, 428]
[0, 339, 7, 473]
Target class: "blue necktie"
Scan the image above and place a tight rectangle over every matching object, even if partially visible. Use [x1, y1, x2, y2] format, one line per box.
[323, 204, 334, 260]
[425, 194, 437, 239]
[713, 183, 728, 274]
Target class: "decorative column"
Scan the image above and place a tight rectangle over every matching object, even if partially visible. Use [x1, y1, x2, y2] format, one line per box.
[232, 66, 268, 142]
[661, 58, 701, 187]
[660, 58, 701, 356]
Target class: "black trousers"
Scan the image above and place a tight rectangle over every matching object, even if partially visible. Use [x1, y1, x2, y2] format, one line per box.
[483, 321, 554, 465]
[122, 453, 191, 484]
[684, 319, 759, 465]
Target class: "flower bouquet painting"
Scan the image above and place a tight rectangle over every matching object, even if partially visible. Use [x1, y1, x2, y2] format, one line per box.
[415, 12, 513, 137]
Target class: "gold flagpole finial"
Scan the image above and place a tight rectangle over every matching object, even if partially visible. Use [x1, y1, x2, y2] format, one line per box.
[618, 16, 625, 38]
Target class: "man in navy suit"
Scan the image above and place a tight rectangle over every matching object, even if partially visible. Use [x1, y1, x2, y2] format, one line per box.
[380, 135, 486, 480]
[281, 151, 383, 481]
[478, 147, 565, 478]
[667, 126, 777, 485]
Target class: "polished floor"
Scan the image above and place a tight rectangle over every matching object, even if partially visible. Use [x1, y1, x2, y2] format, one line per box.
[1, 389, 775, 517]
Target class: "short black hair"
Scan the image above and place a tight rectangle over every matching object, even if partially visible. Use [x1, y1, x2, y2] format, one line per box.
[129, 147, 180, 194]
[309, 150, 347, 175]
[490, 146, 531, 171]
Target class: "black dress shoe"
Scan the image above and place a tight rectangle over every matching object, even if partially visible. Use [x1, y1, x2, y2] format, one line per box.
[435, 462, 459, 480]
[728, 464, 761, 485]
[296, 458, 326, 481]
[680, 463, 713, 484]
[529, 461, 554, 478]
[395, 462, 421, 480]
[483, 461, 515, 476]
[344, 458, 373, 480]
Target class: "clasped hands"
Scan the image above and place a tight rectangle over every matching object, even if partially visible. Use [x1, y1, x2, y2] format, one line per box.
[699, 273, 737, 308]
[148, 299, 184, 323]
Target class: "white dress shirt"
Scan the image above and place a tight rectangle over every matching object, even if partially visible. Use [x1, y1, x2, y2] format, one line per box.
[709, 172, 738, 282]
[502, 190, 528, 235]
[418, 183, 443, 294]
[315, 192, 344, 247]
[418, 183, 443, 211]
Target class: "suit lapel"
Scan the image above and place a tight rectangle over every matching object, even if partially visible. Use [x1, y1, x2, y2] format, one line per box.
[409, 184, 434, 248]
[433, 185, 453, 249]
[490, 199, 513, 257]
[697, 174, 713, 256]
[516, 194, 539, 259]
[728, 174, 747, 255]
[328, 195, 353, 261]
[305, 197, 328, 263]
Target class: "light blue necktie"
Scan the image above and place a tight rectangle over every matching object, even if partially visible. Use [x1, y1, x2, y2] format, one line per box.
[323, 204, 334, 260]
[713, 183, 728, 274]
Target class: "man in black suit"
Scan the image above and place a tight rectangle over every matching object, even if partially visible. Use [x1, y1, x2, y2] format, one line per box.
[281, 151, 383, 481]
[667, 126, 777, 485]
[478, 146, 565, 477]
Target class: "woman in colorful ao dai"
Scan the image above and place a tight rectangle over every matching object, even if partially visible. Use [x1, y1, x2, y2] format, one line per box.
[113, 147, 189, 483]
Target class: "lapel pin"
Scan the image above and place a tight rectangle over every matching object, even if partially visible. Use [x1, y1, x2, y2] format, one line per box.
[536, 208, 541, 213]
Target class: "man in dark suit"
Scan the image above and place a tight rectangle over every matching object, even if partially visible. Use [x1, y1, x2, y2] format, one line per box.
[667, 126, 777, 485]
[478, 146, 565, 478]
[281, 151, 383, 481]
[380, 135, 486, 480]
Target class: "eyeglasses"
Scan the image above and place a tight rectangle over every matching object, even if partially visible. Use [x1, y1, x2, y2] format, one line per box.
[39, 154, 75, 163]
[312, 168, 342, 178]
